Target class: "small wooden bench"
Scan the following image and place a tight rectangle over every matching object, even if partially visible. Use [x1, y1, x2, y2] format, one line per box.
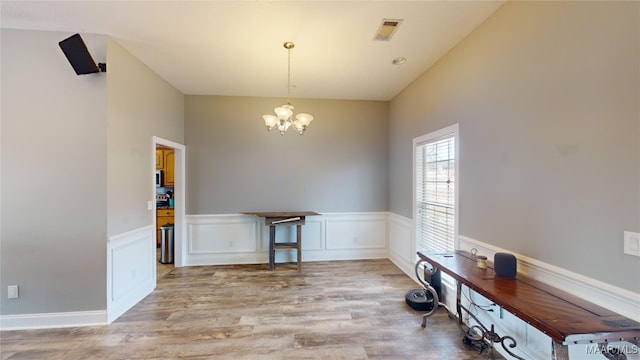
[417, 251, 640, 359]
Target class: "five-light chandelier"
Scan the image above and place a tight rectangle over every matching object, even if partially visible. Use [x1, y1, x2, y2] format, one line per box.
[262, 42, 314, 135]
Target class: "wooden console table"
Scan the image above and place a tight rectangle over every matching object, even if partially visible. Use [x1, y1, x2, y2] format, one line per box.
[242, 211, 320, 271]
[417, 251, 640, 360]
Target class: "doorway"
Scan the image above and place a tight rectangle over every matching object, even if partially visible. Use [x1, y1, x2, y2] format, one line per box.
[152, 136, 185, 282]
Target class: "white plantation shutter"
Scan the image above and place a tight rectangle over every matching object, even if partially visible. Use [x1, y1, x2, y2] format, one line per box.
[415, 132, 456, 254]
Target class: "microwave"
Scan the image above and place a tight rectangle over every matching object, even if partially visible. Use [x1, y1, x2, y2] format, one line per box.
[155, 170, 163, 187]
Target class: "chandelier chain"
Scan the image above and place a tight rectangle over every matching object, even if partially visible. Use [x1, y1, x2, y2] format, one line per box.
[287, 45, 291, 103]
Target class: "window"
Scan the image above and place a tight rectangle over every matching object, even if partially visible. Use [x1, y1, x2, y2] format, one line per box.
[414, 124, 459, 255]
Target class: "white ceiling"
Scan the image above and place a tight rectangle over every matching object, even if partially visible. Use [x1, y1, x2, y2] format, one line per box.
[1, 1, 504, 101]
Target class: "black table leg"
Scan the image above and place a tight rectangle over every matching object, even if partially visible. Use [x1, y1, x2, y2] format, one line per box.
[269, 225, 276, 270]
[296, 224, 302, 271]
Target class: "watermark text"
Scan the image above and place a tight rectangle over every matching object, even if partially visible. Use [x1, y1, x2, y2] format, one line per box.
[586, 344, 639, 356]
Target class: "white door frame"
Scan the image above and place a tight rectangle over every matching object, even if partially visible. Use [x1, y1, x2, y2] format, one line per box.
[152, 136, 186, 269]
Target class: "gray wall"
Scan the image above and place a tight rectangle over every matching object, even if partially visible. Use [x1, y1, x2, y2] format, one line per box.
[107, 38, 184, 237]
[0, 30, 184, 316]
[185, 96, 388, 214]
[389, 1, 639, 292]
[1, 29, 108, 314]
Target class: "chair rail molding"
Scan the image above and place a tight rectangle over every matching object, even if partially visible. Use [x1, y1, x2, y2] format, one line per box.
[458, 235, 640, 323]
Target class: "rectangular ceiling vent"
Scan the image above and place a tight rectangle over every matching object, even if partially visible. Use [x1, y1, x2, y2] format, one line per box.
[373, 18, 403, 41]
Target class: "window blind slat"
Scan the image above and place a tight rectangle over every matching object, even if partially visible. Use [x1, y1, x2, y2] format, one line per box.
[416, 135, 456, 254]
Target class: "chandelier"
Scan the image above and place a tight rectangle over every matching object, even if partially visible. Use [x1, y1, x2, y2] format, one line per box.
[262, 42, 314, 135]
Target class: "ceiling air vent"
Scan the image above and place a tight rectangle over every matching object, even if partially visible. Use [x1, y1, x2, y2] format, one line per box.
[373, 18, 403, 41]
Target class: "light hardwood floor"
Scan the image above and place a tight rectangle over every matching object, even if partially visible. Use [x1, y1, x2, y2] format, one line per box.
[1, 260, 503, 359]
[156, 248, 174, 280]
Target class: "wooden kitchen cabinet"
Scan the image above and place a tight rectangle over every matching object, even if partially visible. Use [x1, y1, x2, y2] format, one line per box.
[156, 208, 174, 247]
[155, 149, 164, 169]
[155, 147, 174, 187]
[163, 150, 174, 187]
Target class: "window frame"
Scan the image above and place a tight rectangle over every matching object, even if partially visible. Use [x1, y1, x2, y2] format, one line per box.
[412, 123, 460, 260]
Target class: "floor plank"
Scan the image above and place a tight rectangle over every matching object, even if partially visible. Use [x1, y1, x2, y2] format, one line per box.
[1, 260, 503, 359]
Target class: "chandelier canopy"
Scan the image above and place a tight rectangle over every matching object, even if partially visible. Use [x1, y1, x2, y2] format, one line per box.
[262, 42, 314, 135]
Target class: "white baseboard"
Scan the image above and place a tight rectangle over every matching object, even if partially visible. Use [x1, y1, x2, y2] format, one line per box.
[0, 311, 107, 331]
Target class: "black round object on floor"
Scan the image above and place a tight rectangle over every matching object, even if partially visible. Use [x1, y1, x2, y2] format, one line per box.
[405, 288, 435, 311]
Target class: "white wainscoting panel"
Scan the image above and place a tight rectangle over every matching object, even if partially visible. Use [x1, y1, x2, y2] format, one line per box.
[388, 213, 414, 278]
[461, 285, 547, 360]
[185, 213, 389, 266]
[189, 217, 258, 254]
[258, 218, 324, 252]
[259, 217, 324, 264]
[308, 212, 388, 261]
[185, 215, 261, 266]
[325, 213, 386, 250]
[107, 225, 155, 323]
